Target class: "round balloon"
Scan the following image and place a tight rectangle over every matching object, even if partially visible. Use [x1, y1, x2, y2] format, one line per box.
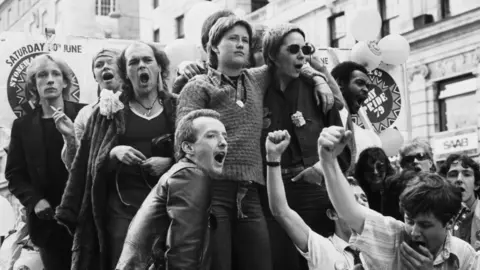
[184, 2, 221, 45]
[350, 40, 382, 71]
[378, 34, 410, 65]
[164, 38, 198, 71]
[349, 8, 382, 41]
[378, 128, 404, 157]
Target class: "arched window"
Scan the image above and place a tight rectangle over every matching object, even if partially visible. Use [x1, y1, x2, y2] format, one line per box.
[95, 0, 116, 16]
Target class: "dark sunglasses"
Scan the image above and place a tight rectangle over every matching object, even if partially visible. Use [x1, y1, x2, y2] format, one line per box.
[403, 153, 429, 164]
[286, 43, 315, 55]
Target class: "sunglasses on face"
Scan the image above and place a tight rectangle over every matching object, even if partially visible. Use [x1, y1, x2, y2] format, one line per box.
[286, 43, 316, 55]
[403, 153, 429, 164]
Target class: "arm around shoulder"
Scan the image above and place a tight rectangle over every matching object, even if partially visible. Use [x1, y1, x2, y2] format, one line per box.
[176, 78, 211, 127]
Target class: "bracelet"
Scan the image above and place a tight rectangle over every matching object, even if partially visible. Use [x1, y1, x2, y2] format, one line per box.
[266, 161, 280, 167]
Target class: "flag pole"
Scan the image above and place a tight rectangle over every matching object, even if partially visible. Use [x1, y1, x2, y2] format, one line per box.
[402, 63, 412, 141]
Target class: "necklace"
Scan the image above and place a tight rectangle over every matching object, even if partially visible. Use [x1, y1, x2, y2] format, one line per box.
[135, 97, 158, 116]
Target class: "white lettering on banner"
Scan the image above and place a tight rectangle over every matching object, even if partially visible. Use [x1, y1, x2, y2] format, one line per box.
[433, 128, 478, 157]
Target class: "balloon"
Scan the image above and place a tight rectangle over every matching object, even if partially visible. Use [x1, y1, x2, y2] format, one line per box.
[378, 128, 404, 157]
[349, 8, 382, 41]
[164, 38, 198, 72]
[378, 34, 410, 65]
[350, 41, 382, 71]
[184, 2, 221, 45]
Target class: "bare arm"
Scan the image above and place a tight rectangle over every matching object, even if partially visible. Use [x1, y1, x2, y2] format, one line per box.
[318, 126, 367, 233]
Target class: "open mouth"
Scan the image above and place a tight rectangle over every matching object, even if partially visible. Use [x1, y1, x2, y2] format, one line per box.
[414, 166, 422, 172]
[214, 152, 226, 164]
[140, 72, 150, 84]
[294, 64, 303, 70]
[102, 72, 114, 81]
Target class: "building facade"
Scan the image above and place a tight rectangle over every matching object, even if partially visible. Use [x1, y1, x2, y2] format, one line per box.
[0, 0, 140, 40]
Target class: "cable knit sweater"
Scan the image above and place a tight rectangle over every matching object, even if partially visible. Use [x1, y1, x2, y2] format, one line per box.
[177, 66, 269, 184]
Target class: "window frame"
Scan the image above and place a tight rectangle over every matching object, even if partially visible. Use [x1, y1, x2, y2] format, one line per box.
[328, 12, 346, 48]
[176, 15, 185, 39]
[96, 0, 116, 16]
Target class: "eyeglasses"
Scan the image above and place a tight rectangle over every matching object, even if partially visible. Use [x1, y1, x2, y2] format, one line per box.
[286, 43, 316, 55]
[403, 153, 429, 164]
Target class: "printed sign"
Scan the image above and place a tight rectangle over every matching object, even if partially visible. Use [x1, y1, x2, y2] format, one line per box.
[0, 32, 136, 129]
[433, 126, 478, 160]
[352, 68, 402, 132]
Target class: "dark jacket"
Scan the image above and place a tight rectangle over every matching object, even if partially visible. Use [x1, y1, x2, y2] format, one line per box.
[55, 91, 177, 270]
[261, 78, 347, 171]
[5, 101, 85, 247]
[116, 159, 212, 270]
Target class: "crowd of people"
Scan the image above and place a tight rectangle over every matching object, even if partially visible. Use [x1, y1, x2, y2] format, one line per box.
[3, 8, 480, 270]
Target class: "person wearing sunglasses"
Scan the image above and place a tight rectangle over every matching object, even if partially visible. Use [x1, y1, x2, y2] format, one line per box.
[258, 24, 345, 270]
[399, 138, 436, 173]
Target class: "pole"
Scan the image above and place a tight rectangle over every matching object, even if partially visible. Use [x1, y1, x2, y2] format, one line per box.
[402, 63, 412, 141]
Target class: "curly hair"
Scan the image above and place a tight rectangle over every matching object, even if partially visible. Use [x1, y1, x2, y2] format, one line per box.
[439, 154, 480, 196]
[400, 172, 462, 226]
[354, 147, 396, 212]
[117, 42, 170, 103]
[331, 61, 369, 90]
[26, 54, 73, 105]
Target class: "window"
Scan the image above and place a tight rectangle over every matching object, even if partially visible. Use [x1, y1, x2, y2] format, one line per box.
[176, 15, 184, 38]
[251, 0, 269, 12]
[153, 0, 159, 9]
[379, 0, 401, 36]
[329, 13, 346, 48]
[153, 29, 160, 42]
[96, 0, 116, 16]
[437, 76, 477, 132]
[55, 0, 61, 24]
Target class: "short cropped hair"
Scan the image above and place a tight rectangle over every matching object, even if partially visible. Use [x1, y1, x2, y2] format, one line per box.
[331, 61, 369, 91]
[174, 109, 222, 161]
[399, 137, 435, 171]
[201, 9, 235, 52]
[439, 154, 480, 195]
[262, 24, 305, 67]
[26, 54, 73, 104]
[399, 172, 461, 226]
[117, 42, 170, 103]
[207, 16, 253, 69]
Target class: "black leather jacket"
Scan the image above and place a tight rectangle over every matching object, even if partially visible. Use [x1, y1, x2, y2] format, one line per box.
[116, 159, 212, 270]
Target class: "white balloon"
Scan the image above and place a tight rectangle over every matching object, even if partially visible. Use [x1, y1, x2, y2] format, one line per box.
[379, 128, 404, 157]
[184, 2, 221, 45]
[350, 41, 382, 71]
[378, 34, 410, 65]
[349, 8, 382, 41]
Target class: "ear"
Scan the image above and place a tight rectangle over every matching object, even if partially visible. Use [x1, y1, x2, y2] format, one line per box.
[212, 45, 219, 55]
[326, 209, 339, 221]
[62, 78, 68, 90]
[181, 141, 194, 156]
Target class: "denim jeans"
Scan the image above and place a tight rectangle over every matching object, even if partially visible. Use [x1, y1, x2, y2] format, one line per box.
[259, 172, 333, 270]
[210, 180, 272, 270]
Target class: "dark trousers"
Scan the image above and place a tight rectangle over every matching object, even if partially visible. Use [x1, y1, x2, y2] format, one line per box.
[38, 225, 73, 270]
[259, 171, 333, 270]
[210, 180, 272, 270]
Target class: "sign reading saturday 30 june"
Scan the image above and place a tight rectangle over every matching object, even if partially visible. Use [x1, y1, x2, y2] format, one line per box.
[0, 31, 134, 129]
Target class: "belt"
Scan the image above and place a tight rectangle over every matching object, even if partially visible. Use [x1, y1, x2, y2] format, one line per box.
[281, 165, 305, 177]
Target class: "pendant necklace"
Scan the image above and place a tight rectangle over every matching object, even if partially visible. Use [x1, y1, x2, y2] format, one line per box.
[136, 97, 158, 116]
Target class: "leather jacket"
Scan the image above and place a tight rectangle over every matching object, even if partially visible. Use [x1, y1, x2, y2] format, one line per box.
[116, 159, 212, 270]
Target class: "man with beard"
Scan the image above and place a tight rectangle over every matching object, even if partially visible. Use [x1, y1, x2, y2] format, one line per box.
[315, 126, 479, 269]
[54, 48, 122, 170]
[116, 109, 227, 269]
[440, 154, 480, 250]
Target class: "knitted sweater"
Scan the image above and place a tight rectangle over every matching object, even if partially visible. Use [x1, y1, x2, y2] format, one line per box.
[177, 66, 269, 184]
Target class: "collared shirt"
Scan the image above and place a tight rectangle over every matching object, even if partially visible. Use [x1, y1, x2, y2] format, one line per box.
[454, 200, 480, 250]
[339, 108, 381, 161]
[351, 208, 479, 270]
[263, 78, 303, 167]
[296, 230, 366, 270]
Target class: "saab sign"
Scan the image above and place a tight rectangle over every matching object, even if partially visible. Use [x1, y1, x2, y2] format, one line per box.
[434, 127, 478, 160]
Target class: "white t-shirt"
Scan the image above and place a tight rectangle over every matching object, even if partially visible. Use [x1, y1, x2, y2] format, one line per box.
[296, 230, 363, 270]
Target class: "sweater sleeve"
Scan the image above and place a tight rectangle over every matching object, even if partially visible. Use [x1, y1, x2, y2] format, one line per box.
[176, 79, 211, 127]
[245, 65, 271, 96]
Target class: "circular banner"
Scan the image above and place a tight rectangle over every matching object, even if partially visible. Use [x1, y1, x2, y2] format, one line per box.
[352, 68, 401, 132]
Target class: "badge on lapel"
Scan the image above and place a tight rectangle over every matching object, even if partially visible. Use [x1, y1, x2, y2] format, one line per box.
[291, 111, 306, 127]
